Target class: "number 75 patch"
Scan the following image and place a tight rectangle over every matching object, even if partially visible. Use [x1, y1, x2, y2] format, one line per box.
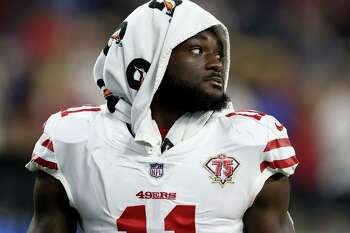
[204, 154, 240, 188]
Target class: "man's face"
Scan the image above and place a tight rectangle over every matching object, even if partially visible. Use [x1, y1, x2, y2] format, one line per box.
[155, 28, 229, 112]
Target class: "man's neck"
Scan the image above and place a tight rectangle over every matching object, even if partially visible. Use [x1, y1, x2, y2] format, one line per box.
[151, 101, 186, 129]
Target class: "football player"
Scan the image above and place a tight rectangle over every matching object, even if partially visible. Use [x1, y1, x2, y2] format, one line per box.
[26, 1, 298, 232]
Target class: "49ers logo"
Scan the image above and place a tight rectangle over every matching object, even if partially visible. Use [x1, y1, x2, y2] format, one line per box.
[204, 154, 240, 187]
[103, 21, 128, 56]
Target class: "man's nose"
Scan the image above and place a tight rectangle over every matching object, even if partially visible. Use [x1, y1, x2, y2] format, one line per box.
[205, 55, 224, 73]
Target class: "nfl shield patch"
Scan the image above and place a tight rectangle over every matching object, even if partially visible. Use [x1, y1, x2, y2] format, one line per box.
[150, 163, 164, 178]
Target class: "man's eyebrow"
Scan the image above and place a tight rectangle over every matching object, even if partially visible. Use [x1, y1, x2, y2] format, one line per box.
[190, 33, 210, 41]
[187, 34, 223, 49]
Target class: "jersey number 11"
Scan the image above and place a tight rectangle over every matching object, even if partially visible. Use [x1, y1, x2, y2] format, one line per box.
[116, 205, 195, 233]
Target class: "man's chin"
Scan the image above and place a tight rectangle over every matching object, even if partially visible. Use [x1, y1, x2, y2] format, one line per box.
[204, 89, 225, 100]
[154, 79, 229, 112]
[187, 92, 229, 112]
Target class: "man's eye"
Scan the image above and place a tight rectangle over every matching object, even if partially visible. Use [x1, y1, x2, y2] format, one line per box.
[190, 48, 202, 55]
[216, 52, 224, 60]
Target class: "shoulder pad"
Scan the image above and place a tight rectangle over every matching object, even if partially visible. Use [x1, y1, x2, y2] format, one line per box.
[226, 110, 298, 176]
[45, 106, 104, 143]
[225, 110, 286, 135]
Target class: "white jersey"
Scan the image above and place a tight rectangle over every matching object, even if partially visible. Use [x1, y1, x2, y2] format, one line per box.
[26, 105, 298, 233]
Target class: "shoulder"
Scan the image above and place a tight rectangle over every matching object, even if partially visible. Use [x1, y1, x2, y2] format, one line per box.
[224, 110, 298, 175]
[44, 105, 105, 143]
[222, 109, 287, 137]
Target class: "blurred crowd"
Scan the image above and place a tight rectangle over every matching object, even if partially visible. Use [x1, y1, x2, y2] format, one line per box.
[0, 0, 349, 232]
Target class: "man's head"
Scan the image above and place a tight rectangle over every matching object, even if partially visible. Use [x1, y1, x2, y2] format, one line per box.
[154, 27, 230, 113]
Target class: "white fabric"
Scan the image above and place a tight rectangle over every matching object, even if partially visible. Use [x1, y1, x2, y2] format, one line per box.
[93, 0, 231, 154]
[25, 106, 298, 233]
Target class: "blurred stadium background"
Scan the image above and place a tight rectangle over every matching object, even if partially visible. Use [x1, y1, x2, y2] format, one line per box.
[0, 0, 349, 232]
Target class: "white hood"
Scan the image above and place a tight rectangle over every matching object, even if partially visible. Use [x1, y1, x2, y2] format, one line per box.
[93, 0, 231, 154]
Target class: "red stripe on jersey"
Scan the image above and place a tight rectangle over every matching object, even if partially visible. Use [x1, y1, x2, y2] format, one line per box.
[41, 138, 54, 152]
[32, 154, 58, 170]
[264, 138, 291, 152]
[61, 107, 101, 117]
[260, 155, 299, 172]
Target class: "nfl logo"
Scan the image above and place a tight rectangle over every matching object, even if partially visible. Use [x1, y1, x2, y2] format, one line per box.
[150, 163, 164, 178]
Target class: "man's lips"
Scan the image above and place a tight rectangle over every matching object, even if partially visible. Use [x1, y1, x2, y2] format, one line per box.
[203, 76, 223, 87]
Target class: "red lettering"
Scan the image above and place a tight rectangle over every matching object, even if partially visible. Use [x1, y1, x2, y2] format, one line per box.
[212, 159, 222, 176]
[223, 160, 234, 177]
[136, 191, 145, 199]
[169, 193, 177, 200]
[136, 191, 177, 200]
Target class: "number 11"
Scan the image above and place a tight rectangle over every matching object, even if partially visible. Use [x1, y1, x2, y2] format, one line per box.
[116, 205, 196, 233]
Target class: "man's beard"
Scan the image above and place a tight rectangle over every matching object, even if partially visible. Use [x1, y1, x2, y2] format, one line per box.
[154, 76, 230, 113]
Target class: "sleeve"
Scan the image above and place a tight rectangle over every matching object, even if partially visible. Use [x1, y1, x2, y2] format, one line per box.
[243, 113, 299, 207]
[25, 113, 75, 206]
[260, 115, 299, 176]
[26, 113, 59, 174]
